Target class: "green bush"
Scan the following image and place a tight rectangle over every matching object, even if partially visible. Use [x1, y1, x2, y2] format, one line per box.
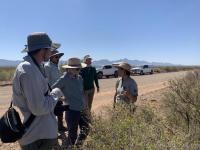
[82, 105, 200, 150]
[0, 67, 15, 81]
[164, 70, 200, 133]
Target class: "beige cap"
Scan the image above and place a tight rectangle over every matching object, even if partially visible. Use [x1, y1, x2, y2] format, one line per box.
[83, 55, 92, 62]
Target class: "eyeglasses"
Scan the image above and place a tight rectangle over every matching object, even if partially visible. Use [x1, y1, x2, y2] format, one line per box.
[75, 68, 80, 71]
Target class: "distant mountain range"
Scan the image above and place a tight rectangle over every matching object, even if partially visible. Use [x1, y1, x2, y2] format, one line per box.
[92, 58, 175, 68]
[0, 58, 175, 67]
[0, 59, 22, 67]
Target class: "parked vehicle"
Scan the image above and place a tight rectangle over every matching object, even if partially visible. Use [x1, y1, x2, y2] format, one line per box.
[97, 65, 118, 79]
[131, 65, 154, 75]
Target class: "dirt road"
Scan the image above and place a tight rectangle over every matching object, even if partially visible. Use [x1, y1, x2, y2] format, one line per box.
[0, 71, 187, 115]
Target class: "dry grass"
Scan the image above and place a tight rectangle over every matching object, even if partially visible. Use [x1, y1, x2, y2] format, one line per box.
[154, 66, 200, 73]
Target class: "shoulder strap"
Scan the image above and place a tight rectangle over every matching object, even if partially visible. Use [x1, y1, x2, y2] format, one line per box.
[9, 101, 36, 128]
[24, 114, 35, 128]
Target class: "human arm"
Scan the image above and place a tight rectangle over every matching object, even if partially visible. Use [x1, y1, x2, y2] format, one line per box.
[20, 72, 60, 116]
[94, 68, 100, 92]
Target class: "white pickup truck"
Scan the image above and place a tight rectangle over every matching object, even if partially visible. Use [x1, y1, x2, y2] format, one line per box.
[96, 65, 118, 79]
[131, 65, 154, 75]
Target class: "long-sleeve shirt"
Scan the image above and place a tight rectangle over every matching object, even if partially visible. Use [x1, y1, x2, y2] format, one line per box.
[115, 77, 138, 104]
[12, 55, 60, 146]
[44, 61, 62, 86]
[52, 73, 84, 111]
[80, 66, 99, 91]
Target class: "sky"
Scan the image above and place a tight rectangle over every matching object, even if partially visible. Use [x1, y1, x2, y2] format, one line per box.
[0, 0, 200, 65]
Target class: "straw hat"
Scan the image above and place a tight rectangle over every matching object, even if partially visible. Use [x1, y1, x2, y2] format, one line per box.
[62, 58, 82, 69]
[115, 62, 132, 72]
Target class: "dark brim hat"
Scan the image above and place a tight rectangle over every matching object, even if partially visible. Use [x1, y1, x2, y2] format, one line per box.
[50, 52, 64, 58]
[21, 35, 60, 53]
[27, 32, 52, 52]
[50, 49, 64, 58]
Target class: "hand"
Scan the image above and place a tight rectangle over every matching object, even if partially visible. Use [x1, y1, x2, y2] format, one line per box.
[51, 88, 63, 99]
[123, 90, 131, 99]
[97, 88, 100, 93]
[59, 96, 65, 101]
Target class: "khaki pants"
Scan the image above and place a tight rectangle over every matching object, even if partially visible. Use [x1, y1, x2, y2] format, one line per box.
[20, 139, 57, 150]
[84, 88, 95, 111]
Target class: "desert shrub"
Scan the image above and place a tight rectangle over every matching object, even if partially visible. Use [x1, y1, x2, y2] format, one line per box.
[157, 66, 200, 73]
[83, 105, 198, 150]
[0, 67, 15, 81]
[164, 70, 200, 134]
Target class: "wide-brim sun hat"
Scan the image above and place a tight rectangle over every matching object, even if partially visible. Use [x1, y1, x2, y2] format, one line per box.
[62, 57, 82, 69]
[115, 62, 132, 72]
[24, 32, 52, 53]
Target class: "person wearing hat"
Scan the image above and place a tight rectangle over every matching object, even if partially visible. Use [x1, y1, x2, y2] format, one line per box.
[44, 43, 64, 86]
[51, 58, 85, 147]
[80, 55, 100, 111]
[113, 62, 138, 108]
[44, 44, 67, 132]
[12, 32, 63, 149]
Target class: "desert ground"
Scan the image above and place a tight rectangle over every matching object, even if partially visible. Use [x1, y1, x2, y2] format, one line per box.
[0, 71, 187, 149]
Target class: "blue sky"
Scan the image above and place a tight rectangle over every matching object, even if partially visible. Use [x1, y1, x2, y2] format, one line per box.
[0, 0, 200, 65]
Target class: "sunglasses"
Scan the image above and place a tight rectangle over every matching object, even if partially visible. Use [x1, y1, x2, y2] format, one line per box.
[75, 68, 80, 71]
[118, 67, 124, 71]
[54, 56, 60, 59]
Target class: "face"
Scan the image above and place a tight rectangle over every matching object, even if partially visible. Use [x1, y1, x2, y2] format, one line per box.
[85, 58, 92, 65]
[41, 48, 51, 62]
[118, 67, 125, 77]
[51, 55, 60, 64]
[67, 68, 81, 75]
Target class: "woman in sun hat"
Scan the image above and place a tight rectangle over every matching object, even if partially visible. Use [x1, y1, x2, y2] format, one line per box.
[113, 62, 138, 109]
[51, 57, 85, 147]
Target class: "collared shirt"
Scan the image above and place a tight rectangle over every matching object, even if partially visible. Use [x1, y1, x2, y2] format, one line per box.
[52, 72, 84, 111]
[44, 61, 62, 86]
[80, 66, 99, 91]
[12, 55, 59, 146]
[115, 77, 138, 104]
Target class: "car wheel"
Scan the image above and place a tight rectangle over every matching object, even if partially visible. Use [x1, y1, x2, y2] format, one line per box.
[97, 72, 103, 79]
[140, 71, 144, 75]
[150, 70, 154, 74]
[106, 75, 109, 78]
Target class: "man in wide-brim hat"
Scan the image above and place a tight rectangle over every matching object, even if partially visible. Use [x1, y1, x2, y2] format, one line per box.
[44, 43, 67, 132]
[12, 32, 63, 149]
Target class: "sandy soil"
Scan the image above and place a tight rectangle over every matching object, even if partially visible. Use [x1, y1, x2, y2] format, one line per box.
[0, 71, 187, 149]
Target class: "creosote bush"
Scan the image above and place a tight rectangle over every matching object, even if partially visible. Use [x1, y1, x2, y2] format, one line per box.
[164, 70, 200, 133]
[82, 104, 200, 150]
